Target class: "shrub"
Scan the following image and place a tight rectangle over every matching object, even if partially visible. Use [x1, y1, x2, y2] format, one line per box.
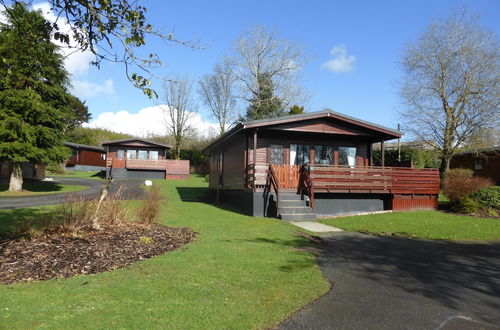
[137, 185, 162, 224]
[443, 168, 493, 201]
[471, 186, 500, 209]
[453, 196, 482, 214]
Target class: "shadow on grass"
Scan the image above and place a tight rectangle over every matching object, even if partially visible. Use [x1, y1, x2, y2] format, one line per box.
[0, 207, 53, 239]
[176, 186, 212, 202]
[0, 180, 65, 193]
[319, 232, 500, 324]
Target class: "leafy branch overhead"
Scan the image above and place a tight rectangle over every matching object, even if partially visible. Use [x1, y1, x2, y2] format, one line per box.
[0, 0, 202, 98]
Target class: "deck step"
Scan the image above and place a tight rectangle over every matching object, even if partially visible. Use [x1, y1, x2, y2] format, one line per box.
[278, 199, 307, 207]
[278, 193, 303, 201]
[278, 206, 314, 215]
[280, 213, 317, 221]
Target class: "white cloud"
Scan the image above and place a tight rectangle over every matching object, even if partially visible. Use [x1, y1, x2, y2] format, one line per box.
[72, 79, 114, 98]
[84, 105, 219, 138]
[322, 44, 356, 73]
[33, 2, 94, 78]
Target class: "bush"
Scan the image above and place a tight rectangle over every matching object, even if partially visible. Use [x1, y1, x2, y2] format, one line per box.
[46, 163, 66, 174]
[453, 196, 482, 214]
[443, 168, 493, 201]
[137, 185, 162, 224]
[471, 186, 500, 209]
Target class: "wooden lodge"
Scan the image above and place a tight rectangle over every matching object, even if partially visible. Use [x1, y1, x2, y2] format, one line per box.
[65, 142, 107, 171]
[203, 110, 440, 220]
[102, 138, 189, 180]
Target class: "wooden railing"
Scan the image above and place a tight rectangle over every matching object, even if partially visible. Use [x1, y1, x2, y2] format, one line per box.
[299, 166, 314, 208]
[308, 165, 440, 195]
[126, 159, 169, 170]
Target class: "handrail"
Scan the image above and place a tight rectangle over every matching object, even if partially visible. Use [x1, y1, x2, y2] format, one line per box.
[299, 165, 314, 209]
[268, 164, 280, 217]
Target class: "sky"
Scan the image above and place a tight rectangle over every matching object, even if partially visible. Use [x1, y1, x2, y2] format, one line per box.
[27, 0, 500, 139]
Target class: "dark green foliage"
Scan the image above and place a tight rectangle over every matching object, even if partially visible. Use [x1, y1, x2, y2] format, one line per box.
[179, 149, 206, 167]
[67, 96, 91, 129]
[372, 147, 440, 168]
[289, 105, 305, 115]
[0, 3, 72, 165]
[245, 72, 285, 120]
[471, 186, 500, 209]
[65, 127, 131, 147]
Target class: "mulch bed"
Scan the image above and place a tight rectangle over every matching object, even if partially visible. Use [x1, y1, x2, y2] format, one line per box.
[0, 223, 197, 285]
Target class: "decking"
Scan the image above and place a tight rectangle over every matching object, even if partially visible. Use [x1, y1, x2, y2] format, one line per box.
[106, 158, 190, 179]
[247, 163, 440, 215]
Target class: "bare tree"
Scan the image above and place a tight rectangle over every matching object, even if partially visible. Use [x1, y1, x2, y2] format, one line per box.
[399, 10, 500, 176]
[227, 25, 310, 118]
[198, 62, 237, 135]
[161, 75, 197, 159]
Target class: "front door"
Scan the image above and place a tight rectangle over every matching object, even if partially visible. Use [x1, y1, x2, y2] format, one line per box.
[269, 145, 284, 165]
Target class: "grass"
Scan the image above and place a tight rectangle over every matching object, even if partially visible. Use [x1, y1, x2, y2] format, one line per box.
[0, 175, 329, 329]
[320, 211, 500, 241]
[0, 181, 86, 197]
[49, 170, 104, 180]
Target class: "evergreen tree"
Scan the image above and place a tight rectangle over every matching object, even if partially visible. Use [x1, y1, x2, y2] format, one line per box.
[289, 105, 305, 115]
[0, 3, 73, 191]
[245, 72, 285, 120]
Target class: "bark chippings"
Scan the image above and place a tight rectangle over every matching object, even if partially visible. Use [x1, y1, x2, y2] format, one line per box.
[0, 223, 196, 284]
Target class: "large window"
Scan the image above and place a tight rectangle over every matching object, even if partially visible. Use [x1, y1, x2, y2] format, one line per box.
[314, 145, 333, 165]
[338, 147, 356, 167]
[149, 151, 159, 160]
[127, 150, 137, 159]
[117, 149, 124, 159]
[473, 158, 484, 170]
[290, 144, 310, 165]
[138, 150, 148, 160]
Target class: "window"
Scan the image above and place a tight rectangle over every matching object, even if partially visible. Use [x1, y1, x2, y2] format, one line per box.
[290, 144, 310, 165]
[473, 158, 484, 171]
[127, 150, 137, 159]
[314, 145, 333, 165]
[100, 154, 106, 160]
[149, 151, 159, 160]
[338, 147, 357, 167]
[138, 150, 148, 160]
[117, 149, 124, 159]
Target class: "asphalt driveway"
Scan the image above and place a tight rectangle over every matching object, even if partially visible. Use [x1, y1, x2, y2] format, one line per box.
[280, 231, 500, 329]
[0, 178, 144, 209]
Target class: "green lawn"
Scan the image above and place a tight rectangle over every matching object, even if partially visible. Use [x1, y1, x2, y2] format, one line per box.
[0, 181, 86, 197]
[49, 170, 104, 180]
[320, 211, 500, 241]
[0, 175, 329, 329]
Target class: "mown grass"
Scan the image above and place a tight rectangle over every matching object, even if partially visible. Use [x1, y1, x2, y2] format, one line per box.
[49, 170, 104, 180]
[0, 175, 329, 329]
[0, 181, 86, 197]
[320, 210, 500, 241]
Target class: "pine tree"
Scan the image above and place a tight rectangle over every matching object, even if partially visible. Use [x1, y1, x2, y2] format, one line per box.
[0, 3, 73, 191]
[245, 72, 285, 120]
[289, 105, 305, 115]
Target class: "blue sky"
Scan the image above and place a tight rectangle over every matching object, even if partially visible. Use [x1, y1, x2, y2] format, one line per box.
[33, 0, 500, 137]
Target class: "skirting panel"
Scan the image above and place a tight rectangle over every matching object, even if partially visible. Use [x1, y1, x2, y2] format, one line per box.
[392, 194, 438, 211]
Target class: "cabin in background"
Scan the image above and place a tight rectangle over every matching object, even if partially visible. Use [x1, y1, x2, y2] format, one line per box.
[65, 142, 107, 171]
[0, 161, 45, 180]
[203, 110, 440, 220]
[102, 138, 189, 180]
[450, 147, 500, 185]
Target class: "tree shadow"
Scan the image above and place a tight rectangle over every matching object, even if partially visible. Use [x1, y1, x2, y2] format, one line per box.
[0, 207, 53, 238]
[175, 187, 212, 202]
[0, 180, 65, 193]
[319, 232, 500, 324]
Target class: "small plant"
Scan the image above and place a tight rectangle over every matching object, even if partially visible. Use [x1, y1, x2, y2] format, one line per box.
[137, 185, 162, 224]
[139, 236, 153, 244]
[443, 168, 493, 201]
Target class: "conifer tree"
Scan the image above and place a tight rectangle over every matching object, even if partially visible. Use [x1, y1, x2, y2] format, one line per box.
[245, 73, 285, 120]
[0, 3, 73, 191]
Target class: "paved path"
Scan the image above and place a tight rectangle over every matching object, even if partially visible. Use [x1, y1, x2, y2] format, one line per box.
[0, 178, 144, 209]
[280, 231, 500, 330]
[291, 221, 343, 233]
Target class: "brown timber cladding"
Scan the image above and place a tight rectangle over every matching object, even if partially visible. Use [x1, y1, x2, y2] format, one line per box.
[67, 149, 106, 167]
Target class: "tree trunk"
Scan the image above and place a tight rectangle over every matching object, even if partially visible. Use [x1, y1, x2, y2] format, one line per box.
[439, 153, 452, 182]
[9, 162, 23, 192]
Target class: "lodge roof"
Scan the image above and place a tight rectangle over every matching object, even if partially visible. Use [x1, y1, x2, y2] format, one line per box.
[64, 142, 106, 153]
[453, 146, 500, 157]
[101, 138, 172, 149]
[203, 109, 402, 152]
